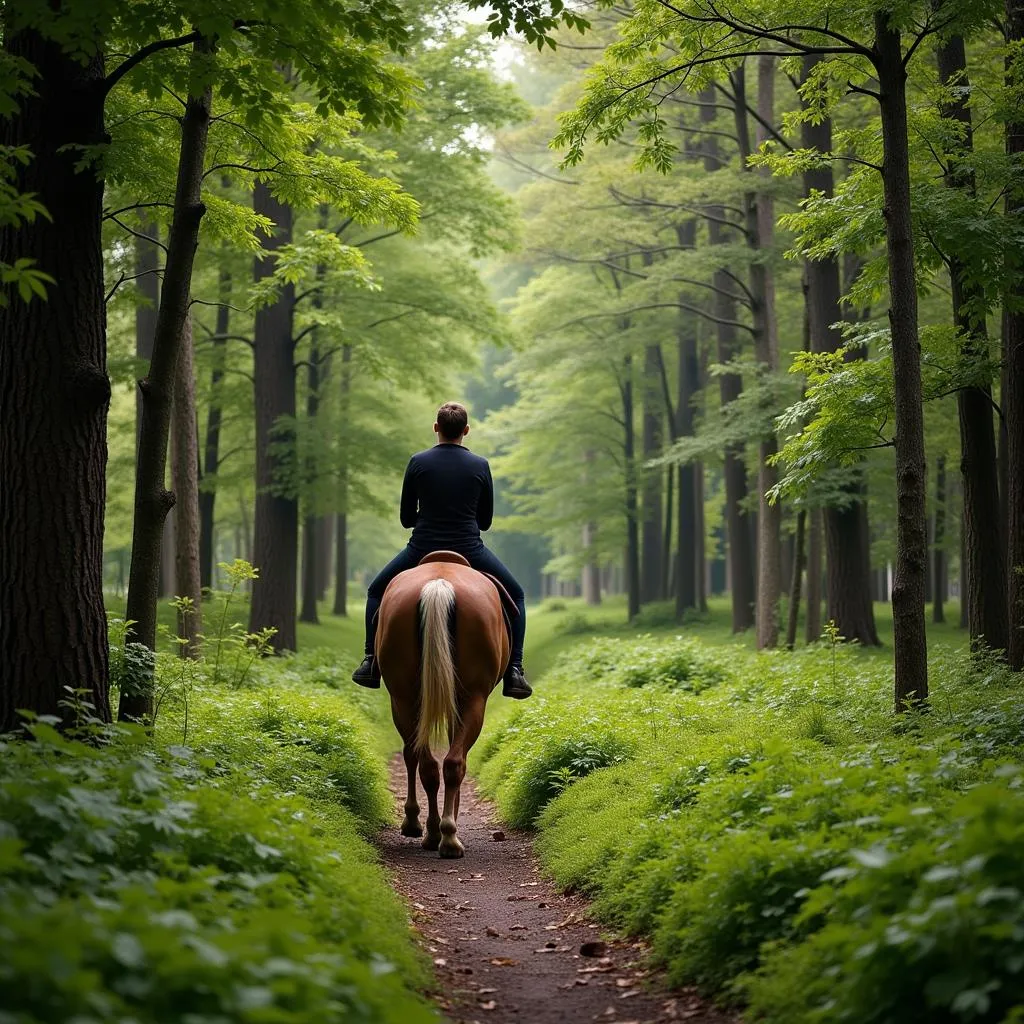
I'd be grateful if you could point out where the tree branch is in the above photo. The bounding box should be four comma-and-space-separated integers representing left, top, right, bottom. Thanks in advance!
103, 31, 203, 96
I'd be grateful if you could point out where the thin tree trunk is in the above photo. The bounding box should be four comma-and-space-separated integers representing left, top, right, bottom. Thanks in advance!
787, 509, 807, 650
299, 340, 321, 625
172, 316, 202, 656
199, 261, 230, 590
696, 462, 708, 612
249, 183, 299, 651
333, 343, 352, 616
874, 16, 929, 706
121, 38, 214, 722
801, 54, 880, 648
582, 522, 602, 605
701, 88, 755, 631
937, 33, 1008, 652
623, 354, 641, 621
641, 343, 664, 602
136, 225, 160, 449
933, 455, 947, 624
1005, 0, 1024, 669
316, 514, 332, 601
0, 34, 110, 730
806, 509, 823, 643
662, 466, 674, 599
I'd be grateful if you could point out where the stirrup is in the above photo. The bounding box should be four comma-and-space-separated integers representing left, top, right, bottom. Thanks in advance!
352, 655, 381, 689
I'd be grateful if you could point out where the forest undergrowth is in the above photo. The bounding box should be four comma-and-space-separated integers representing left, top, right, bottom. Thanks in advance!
473, 600, 1024, 1024
0, 606, 432, 1024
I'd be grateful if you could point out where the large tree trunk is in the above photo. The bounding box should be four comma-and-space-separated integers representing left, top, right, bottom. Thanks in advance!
249, 184, 298, 651
875, 15, 930, 706
640, 343, 664, 602
801, 55, 881, 648
199, 263, 231, 590
332, 343, 352, 616
787, 509, 807, 649
172, 316, 202, 656
333, 513, 348, 615
937, 34, 1008, 652
701, 89, 755, 631
1005, 0, 1024, 669
933, 455, 947, 624
0, 34, 110, 731
120, 40, 213, 723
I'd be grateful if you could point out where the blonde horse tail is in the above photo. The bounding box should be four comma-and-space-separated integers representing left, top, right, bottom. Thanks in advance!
416, 578, 458, 753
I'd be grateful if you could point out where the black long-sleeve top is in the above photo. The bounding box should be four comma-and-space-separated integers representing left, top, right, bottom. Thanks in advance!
400, 443, 494, 553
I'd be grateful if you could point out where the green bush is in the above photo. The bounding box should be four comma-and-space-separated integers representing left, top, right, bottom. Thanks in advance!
0, 672, 431, 1023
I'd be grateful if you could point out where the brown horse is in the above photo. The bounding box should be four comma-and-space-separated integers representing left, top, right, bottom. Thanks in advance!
376, 551, 510, 858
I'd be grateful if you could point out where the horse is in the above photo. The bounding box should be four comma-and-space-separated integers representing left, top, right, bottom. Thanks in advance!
376, 551, 511, 858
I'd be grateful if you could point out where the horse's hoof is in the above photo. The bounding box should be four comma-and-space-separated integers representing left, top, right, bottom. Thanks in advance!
401, 820, 423, 838
422, 833, 441, 851
439, 836, 465, 859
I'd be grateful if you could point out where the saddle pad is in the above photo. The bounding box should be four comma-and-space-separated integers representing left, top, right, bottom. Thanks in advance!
418, 550, 471, 567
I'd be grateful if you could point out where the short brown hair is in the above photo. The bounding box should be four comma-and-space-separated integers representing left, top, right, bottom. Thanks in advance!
436, 401, 468, 440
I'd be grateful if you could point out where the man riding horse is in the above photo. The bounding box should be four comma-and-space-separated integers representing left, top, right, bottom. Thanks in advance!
352, 401, 532, 700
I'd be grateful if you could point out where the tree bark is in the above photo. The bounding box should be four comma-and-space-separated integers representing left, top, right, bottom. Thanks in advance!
582, 522, 602, 604
874, 16, 930, 706
806, 508, 823, 643
299, 341, 321, 625
316, 515, 333, 601
120, 38, 214, 723
249, 183, 298, 651
936, 33, 1008, 653
199, 262, 230, 590
333, 343, 352, 616
933, 455, 947, 624
136, 224, 160, 450
675, 226, 699, 617
801, 55, 880, 648
623, 354, 641, 621
0, 33, 110, 731
172, 316, 202, 656
733, 59, 782, 648
701, 88, 755, 631
1005, 0, 1024, 669
787, 509, 807, 650
641, 343, 664, 602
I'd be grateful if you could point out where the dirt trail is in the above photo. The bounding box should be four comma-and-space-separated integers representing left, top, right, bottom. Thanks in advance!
379, 758, 736, 1024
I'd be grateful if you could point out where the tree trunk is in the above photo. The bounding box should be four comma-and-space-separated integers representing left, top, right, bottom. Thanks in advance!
662, 466, 674, 598
172, 316, 202, 656
874, 16, 929, 706
333, 343, 352, 616
333, 513, 349, 616
806, 508, 823, 643
701, 88, 755, 632
582, 523, 602, 605
199, 262, 231, 590
937, 33, 1008, 653
316, 515, 333, 601
299, 341, 321, 625
933, 455, 947, 624
136, 225, 160, 450
1005, 0, 1024, 669
0, 34, 110, 731
733, 60, 782, 648
120, 38, 213, 723
249, 183, 298, 651
641, 343, 664, 602
623, 354, 641, 621
787, 509, 807, 650
696, 462, 708, 611
801, 54, 880, 647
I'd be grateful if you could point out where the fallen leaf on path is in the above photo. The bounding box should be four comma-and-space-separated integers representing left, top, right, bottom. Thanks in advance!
489, 957, 519, 967
480, 1001, 497, 1011
509, 924, 528, 931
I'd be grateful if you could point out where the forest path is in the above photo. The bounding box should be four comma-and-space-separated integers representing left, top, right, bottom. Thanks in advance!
379, 757, 735, 1024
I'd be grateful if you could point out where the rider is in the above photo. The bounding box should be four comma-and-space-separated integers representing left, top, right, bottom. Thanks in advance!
351, 401, 532, 699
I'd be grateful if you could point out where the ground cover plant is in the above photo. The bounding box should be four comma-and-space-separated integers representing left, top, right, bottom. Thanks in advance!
0, 610, 433, 1024
474, 600, 1024, 1024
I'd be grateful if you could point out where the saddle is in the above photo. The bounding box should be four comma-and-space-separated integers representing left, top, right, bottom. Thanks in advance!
418, 551, 518, 647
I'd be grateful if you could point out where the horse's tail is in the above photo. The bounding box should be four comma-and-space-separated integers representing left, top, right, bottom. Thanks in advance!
416, 578, 459, 753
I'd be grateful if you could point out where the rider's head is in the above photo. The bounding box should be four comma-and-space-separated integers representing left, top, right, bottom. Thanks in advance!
434, 401, 469, 444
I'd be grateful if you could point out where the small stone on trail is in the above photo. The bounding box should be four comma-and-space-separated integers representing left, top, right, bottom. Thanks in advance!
580, 940, 609, 958
491, 830, 506, 842
486, 926, 500, 937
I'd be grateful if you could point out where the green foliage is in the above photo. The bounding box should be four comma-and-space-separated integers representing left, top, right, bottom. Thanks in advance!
475, 625, 1024, 1021
0, 654, 428, 1023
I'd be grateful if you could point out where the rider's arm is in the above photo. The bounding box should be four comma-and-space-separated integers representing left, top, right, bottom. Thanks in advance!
477, 461, 494, 532
399, 459, 418, 528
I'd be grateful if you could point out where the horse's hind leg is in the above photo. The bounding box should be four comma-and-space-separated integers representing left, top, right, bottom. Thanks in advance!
419, 752, 442, 850
390, 699, 422, 838
439, 693, 487, 859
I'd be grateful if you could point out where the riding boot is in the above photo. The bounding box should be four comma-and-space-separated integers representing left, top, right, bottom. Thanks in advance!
352, 655, 381, 688
502, 664, 532, 699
